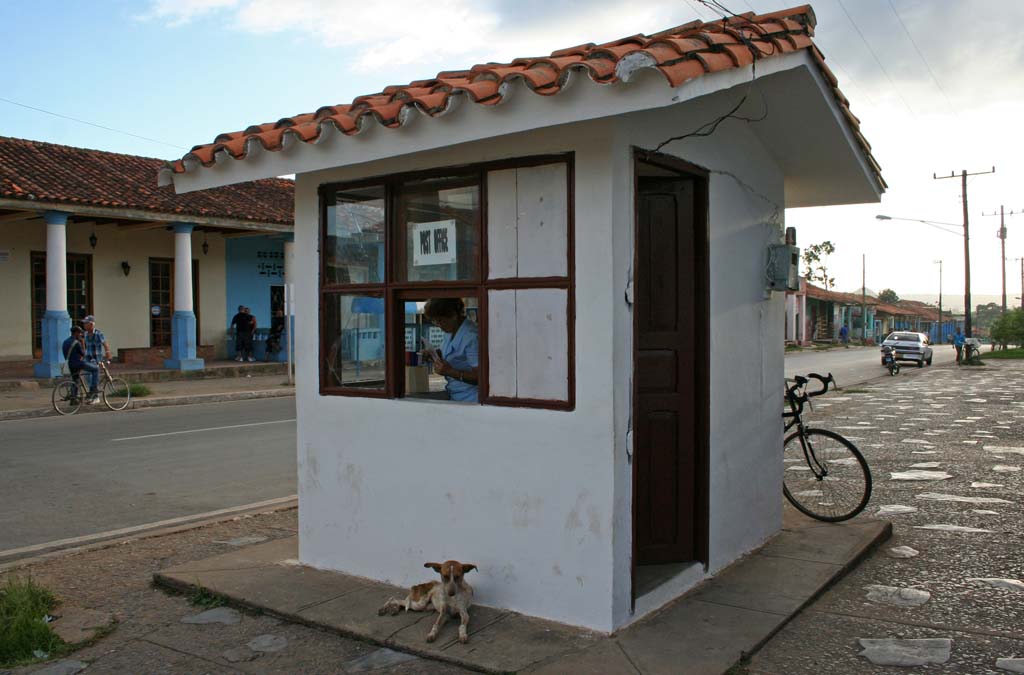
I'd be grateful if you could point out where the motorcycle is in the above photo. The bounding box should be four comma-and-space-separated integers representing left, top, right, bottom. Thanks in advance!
882, 346, 900, 375
881, 345, 900, 375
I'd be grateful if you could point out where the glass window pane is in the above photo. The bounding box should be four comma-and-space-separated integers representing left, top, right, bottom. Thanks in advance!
398, 176, 480, 282
326, 186, 385, 285
402, 296, 479, 402
324, 293, 387, 390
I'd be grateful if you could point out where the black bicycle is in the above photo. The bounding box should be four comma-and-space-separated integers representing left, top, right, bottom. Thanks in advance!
783, 373, 872, 522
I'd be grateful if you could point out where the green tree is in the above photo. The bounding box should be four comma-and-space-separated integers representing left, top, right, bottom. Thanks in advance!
990, 307, 1024, 348
802, 241, 836, 290
878, 288, 899, 303
974, 302, 1003, 334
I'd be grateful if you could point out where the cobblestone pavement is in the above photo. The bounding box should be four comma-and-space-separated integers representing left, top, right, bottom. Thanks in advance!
1, 510, 471, 675
746, 360, 1024, 674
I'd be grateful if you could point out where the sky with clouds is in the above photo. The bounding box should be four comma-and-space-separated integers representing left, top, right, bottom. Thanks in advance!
3, 0, 1023, 306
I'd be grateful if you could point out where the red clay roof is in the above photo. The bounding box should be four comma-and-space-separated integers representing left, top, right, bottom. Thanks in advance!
805, 283, 940, 319
167, 5, 883, 191
1, 136, 292, 226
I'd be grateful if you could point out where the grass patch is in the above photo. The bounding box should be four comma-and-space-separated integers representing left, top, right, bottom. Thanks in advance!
188, 584, 224, 610
107, 383, 150, 398
784, 344, 803, 352
981, 347, 1024, 360
0, 577, 65, 667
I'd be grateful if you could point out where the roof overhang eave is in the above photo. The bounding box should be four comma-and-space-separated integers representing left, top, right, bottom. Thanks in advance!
166, 50, 882, 202
0, 197, 292, 232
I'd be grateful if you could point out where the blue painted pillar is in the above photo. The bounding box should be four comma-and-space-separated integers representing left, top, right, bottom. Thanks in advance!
164, 223, 204, 371
34, 211, 72, 378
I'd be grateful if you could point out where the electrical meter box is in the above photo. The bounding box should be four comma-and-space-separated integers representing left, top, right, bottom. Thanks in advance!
767, 244, 800, 292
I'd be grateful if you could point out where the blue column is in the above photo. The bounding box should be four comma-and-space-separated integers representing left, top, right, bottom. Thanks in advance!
34, 211, 72, 378
164, 223, 205, 371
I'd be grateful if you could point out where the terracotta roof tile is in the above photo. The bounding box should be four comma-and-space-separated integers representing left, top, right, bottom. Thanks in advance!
0, 136, 292, 225
167, 4, 883, 192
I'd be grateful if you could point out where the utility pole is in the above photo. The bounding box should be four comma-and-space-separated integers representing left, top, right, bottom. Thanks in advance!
982, 206, 1020, 314
861, 254, 867, 343
1017, 257, 1024, 309
934, 167, 995, 337
934, 259, 942, 342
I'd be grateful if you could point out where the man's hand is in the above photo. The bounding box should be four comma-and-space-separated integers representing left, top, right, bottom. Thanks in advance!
433, 357, 456, 378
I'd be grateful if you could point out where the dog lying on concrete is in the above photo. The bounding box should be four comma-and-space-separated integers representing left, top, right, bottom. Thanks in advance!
378, 560, 477, 643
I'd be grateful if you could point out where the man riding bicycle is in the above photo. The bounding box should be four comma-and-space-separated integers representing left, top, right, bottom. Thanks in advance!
82, 315, 112, 403
61, 325, 87, 400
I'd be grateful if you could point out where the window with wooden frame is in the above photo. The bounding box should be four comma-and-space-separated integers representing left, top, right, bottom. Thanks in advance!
319, 154, 574, 410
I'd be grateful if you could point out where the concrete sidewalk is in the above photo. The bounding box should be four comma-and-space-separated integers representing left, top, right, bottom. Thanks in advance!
154, 509, 890, 675
0, 372, 293, 420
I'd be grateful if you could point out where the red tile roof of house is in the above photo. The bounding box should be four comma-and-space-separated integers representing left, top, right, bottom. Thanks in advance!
1, 136, 292, 226
806, 283, 940, 319
166, 4, 883, 191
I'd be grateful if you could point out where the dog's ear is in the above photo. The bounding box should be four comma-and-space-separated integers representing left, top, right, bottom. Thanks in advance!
423, 562, 442, 573
462, 564, 477, 574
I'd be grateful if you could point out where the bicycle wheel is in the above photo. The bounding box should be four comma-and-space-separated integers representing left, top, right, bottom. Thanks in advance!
783, 428, 872, 522
102, 378, 132, 411
52, 380, 82, 415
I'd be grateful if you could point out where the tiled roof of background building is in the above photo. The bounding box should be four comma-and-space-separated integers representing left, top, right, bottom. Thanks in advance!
1, 136, 292, 225
166, 4, 883, 192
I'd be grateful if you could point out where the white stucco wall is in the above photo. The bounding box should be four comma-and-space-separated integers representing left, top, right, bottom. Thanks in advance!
0, 220, 227, 358
609, 85, 787, 626
294, 120, 622, 630
294, 77, 788, 631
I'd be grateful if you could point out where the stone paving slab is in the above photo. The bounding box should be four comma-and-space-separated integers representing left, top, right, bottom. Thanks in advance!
155, 513, 890, 674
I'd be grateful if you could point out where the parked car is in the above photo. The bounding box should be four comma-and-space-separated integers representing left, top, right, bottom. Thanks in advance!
881, 332, 933, 367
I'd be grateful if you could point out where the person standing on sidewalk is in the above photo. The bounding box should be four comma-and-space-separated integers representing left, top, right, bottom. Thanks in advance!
953, 327, 965, 365
242, 307, 257, 362
82, 315, 111, 403
230, 305, 248, 362
839, 324, 849, 347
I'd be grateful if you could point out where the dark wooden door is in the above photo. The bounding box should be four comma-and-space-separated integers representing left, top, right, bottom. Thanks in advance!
635, 176, 698, 565
149, 259, 200, 347
31, 252, 93, 356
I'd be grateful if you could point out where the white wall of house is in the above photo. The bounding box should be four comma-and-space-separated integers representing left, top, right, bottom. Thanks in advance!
292, 81, 787, 631
294, 119, 622, 631
609, 95, 786, 626
0, 220, 227, 359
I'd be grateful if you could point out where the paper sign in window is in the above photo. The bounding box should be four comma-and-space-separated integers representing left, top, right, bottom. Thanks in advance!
412, 220, 457, 267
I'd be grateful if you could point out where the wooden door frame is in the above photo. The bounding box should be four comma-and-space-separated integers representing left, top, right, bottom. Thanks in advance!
630, 148, 711, 607
30, 251, 94, 356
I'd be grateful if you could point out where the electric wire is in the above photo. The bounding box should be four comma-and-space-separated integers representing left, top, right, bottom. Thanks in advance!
833, 0, 917, 120
0, 96, 187, 151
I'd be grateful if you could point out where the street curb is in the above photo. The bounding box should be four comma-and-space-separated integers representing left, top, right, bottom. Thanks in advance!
737, 519, 893, 666
0, 499, 298, 574
0, 388, 295, 421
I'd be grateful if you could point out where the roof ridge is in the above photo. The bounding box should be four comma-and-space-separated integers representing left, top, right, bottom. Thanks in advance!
0, 135, 172, 164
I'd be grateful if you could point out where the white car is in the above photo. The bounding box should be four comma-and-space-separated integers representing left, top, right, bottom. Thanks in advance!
881, 331, 933, 367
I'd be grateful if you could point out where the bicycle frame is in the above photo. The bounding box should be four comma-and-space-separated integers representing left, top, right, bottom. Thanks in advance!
783, 383, 828, 478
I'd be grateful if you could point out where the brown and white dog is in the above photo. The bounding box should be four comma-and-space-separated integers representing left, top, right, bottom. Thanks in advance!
378, 560, 477, 643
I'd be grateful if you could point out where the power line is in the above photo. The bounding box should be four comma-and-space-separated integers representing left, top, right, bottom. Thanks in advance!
834, 0, 917, 120
0, 96, 187, 151
885, 0, 960, 119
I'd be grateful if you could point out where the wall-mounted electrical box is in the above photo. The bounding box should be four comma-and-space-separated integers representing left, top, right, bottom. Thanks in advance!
766, 227, 800, 292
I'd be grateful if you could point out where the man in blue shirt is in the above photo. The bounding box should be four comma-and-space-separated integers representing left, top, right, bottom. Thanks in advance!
82, 315, 111, 401
953, 327, 965, 365
61, 325, 93, 400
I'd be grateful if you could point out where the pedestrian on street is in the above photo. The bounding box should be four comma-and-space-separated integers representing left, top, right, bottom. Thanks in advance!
243, 307, 257, 362
230, 305, 250, 362
61, 325, 88, 400
839, 324, 849, 347
953, 327, 965, 365
82, 315, 111, 403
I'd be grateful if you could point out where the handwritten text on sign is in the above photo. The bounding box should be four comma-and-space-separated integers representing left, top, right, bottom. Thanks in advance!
412, 220, 457, 267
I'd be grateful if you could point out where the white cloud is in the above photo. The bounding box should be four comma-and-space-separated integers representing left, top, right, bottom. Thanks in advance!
140, 0, 240, 26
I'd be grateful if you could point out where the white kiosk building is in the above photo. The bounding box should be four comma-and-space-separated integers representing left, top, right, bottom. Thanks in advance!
163, 5, 884, 631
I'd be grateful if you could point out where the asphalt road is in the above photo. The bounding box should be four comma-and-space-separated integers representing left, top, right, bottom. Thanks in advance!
0, 397, 296, 557
785, 343, 959, 387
